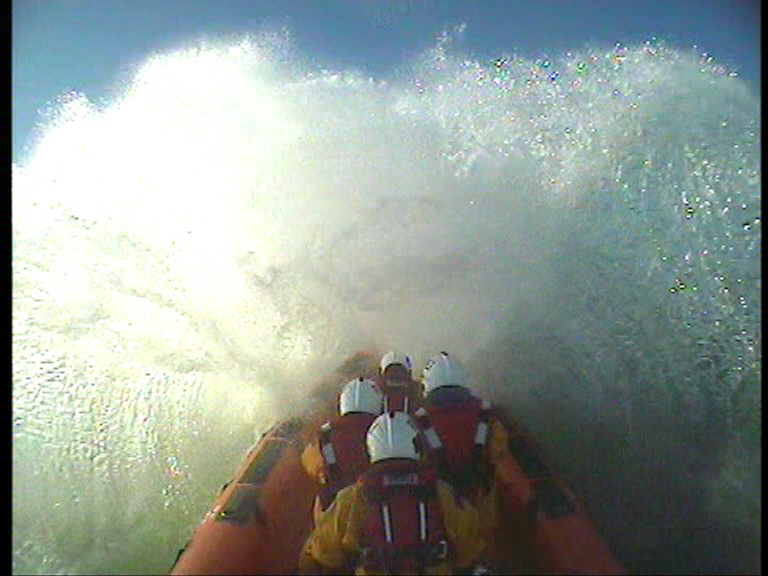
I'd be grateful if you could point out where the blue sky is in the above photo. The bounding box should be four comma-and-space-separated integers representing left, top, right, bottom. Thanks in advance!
12, 0, 760, 164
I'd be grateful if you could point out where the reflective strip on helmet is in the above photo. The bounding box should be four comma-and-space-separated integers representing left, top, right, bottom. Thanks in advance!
404, 397, 409, 412
381, 503, 393, 543
321, 442, 337, 465
424, 427, 443, 450
474, 421, 488, 447
419, 500, 427, 541
355, 381, 361, 408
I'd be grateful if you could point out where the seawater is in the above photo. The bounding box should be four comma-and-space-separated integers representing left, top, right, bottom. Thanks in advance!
12, 30, 760, 574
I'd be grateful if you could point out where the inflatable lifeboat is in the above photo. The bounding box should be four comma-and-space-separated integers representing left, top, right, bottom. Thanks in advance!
170, 352, 625, 575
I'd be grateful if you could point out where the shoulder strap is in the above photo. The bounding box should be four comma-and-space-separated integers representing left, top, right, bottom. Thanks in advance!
318, 421, 337, 466
474, 399, 492, 449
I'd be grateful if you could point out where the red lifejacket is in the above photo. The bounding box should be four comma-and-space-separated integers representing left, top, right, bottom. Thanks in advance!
358, 460, 448, 574
376, 377, 418, 413
317, 412, 377, 510
414, 395, 493, 499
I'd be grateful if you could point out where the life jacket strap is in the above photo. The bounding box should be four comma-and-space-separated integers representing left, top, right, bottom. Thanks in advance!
318, 422, 337, 467
317, 422, 339, 509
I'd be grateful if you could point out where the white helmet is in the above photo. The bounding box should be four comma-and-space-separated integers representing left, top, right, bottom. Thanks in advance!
421, 352, 463, 396
339, 377, 383, 416
380, 351, 412, 378
366, 412, 421, 462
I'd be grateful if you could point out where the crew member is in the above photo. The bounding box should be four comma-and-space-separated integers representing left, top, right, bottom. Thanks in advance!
415, 352, 534, 568
302, 377, 383, 522
298, 411, 487, 575
377, 350, 422, 413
